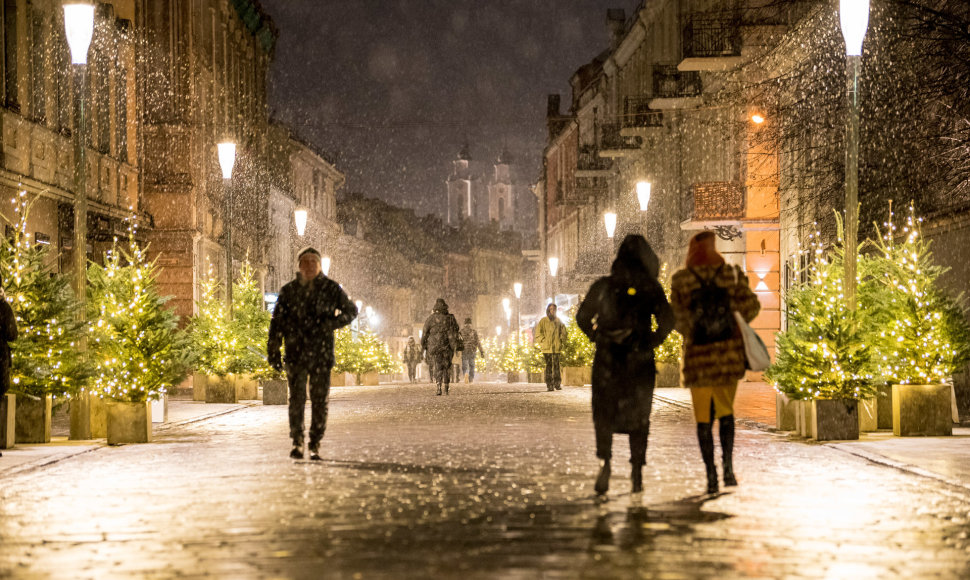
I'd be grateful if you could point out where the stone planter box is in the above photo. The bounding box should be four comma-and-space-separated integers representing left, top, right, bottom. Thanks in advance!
262, 380, 288, 405
151, 395, 168, 423
106, 401, 152, 445
1, 393, 14, 449
892, 384, 953, 437
656, 363, 680, 388
858, 397, 877, 432
192, 372, 208, 402
794, 400, 813, 437
811, 399, 859, 441
876, 384, 893, 430
506, 371, 520, 383
205, 375, 237, 404
70, 392, 107, 440
331, 372, 351, 387
357, 371, 380, 386
562, 366, 592, 387
15, 394, 52, 444
775, 392, 797, 431
235, 374, 259, 400
527, 371, 544, 384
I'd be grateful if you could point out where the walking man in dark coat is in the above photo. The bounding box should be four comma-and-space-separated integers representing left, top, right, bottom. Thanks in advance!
0, 276, 17, 458
421, 298, 460, 396
268, 247, 357, 460
459, 318, 485, 383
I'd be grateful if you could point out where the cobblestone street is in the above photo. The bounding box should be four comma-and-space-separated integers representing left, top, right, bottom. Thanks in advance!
2, 382, 970, 579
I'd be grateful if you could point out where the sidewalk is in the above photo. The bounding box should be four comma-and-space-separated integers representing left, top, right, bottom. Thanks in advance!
0, 398, 256, 476
656, 381, 970, 492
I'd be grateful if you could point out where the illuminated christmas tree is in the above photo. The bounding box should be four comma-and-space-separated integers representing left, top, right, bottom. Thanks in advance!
561, 308, 595, 367
230, 258, 272, 377
0, 191, 90, 398
765, 220, 879, 400
500, 331, 528, 372
654, 264, 683, 365
868, 204, 970, 384
333, 327, 397, 382
87, 225, 191, 402
187, 265, 234, 377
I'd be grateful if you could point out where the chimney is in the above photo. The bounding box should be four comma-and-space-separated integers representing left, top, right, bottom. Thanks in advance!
607, 9, 626, 51
546, 94, 562, 136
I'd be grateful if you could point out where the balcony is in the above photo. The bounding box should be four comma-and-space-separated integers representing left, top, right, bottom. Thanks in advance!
650, 66, 703, 109
680, 15, 744, 71
555, 177, 607, 206
681, 181, 744, 233
620, 97, 663, 139
598, 123, 640, 158
575, 146, 612, 178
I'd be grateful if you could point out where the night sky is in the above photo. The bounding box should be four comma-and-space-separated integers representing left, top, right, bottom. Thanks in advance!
260, 0, 641, 217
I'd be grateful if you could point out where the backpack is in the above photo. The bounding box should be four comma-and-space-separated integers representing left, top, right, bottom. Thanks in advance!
687, 265, 736, 345
596, 279, 640, 345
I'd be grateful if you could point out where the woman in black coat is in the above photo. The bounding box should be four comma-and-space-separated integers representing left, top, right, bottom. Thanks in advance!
576, 235, 674, 496
0, 276, 18, 458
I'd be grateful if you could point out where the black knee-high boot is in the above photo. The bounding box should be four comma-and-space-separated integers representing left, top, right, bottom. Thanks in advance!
697, 422, 717, 494
719, 414, 736, 486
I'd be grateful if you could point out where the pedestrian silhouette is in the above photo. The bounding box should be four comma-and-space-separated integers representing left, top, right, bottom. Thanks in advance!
421, 299, 460, 396
0, 275, 17, 459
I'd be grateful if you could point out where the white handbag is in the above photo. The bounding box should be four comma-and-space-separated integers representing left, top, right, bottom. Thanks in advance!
734, 311, 771, 371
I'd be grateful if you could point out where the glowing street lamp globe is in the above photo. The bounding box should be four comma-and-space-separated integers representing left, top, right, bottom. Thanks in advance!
217, 141, 236, 179
839, 0, 870, 56
547, 257, 559, 277
321, 256, 331, 276
294, 208, 308, 236
63, 3, 95, 65
604, 212, 617, 238
636, 181, 651, 212
513, 282, 522, 299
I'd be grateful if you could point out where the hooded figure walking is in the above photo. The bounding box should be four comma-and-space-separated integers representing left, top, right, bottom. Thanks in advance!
669, 231, 760, 494
268, 247, 358, 460
402, 337, 422, 383
421, 298, 460, 396
577, 235, 674, 496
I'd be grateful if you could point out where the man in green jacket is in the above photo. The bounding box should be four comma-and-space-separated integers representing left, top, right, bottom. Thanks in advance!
534, 303, 568, 391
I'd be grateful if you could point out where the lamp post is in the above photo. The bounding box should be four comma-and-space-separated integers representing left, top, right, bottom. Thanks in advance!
839, 0, 870, 310
547, 256, 559, 306
63, 1, 94, 441
217, 141, 236, 310
64, 2, 94, 309
321, 255, 331, 277
636, 181, 651, 237
294, 208, 308, 237
502, 297, 512, 333
513, 281, 522, 334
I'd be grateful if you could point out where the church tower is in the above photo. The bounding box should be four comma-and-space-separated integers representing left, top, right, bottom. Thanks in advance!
446, 143, 485, 225
488, 148, 515, 230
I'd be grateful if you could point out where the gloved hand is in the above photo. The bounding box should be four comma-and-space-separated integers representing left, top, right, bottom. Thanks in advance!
268, 350, 283, 373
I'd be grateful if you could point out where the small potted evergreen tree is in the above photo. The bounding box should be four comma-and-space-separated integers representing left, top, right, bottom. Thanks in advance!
88, 231, 191, 444
187, 268, 236, 403
560, 311, 594, 386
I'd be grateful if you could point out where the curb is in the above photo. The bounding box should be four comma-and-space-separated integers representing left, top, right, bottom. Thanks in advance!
828, 443, 970, 494
2, 402, 256, 477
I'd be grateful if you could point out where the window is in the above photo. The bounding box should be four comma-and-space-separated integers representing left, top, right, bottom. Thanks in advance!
4, 0, 18, 109
498, 198, 505, 223
30, 7, 45, 122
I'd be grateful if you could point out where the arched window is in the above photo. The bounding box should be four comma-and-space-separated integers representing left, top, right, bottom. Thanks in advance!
498, 198, 505, 223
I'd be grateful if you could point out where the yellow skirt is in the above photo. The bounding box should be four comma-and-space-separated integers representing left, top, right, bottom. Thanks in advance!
689, 385, 738, 423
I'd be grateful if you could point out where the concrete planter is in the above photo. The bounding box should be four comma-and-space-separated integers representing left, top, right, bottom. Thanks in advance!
192, 372, 208, 401
876, 384, 893, 430
205, 375, 237, 404
15, 394, 52, 443
106, 401, 152, 445
331, 372, 351, 387
858, 397, 878, 432
235, 374, 259, 400
562, 366, 591, 387
0, 393, 14, 449
261, 379, 288, 405
357, 371, 380, 386
506, 371, 520, 383
656, 363, 680, 388
775, 392, 797, 431
527, 371, 544, 384
892, 384, 953, 437
811, 399, 860, 441
69, 392, 107, 440
151, 395, 168, 423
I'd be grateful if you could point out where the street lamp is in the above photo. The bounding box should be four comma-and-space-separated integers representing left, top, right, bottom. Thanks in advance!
839, 0, 870, 310
217, 141, 236, 309
63, 1, 94, 441
64, 2, 94, 305
321, 255, 331, 276
502, 297, 512, 331
636, 181, 651, 212
512, 281, 522, 334
604, 211, 617, 239
294, 208, 308, 236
